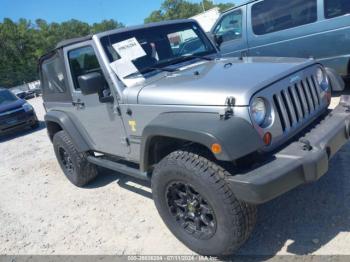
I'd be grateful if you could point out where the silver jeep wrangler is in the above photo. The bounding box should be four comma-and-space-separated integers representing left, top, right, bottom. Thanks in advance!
39, 20, 350, 255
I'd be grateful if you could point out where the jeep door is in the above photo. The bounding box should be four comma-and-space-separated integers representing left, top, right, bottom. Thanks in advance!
63, 41, 129, 156
211, 6, 248, 57
246, 0, 350, 77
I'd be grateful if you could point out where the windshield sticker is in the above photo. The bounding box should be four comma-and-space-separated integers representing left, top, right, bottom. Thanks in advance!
110, 58, 145, 87
110, 58, 138, 78
112, 37, 146, 60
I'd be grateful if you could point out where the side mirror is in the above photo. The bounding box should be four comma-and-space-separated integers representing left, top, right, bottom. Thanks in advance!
78, 72, 104, 95
214, 34, 224, 48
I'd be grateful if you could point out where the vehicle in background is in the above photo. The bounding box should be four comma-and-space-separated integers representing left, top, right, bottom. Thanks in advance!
12, 89, 27, 99
0, 88, 39, 136
24, 89, 36, 99
191, 7, 221, 32
210, 0, 350, 83
32, 85, 42, 97
12, 88, 36, 100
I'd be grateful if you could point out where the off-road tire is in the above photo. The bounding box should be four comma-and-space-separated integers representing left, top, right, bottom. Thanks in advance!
53, 130, 98, 187
152, 151, 257, 256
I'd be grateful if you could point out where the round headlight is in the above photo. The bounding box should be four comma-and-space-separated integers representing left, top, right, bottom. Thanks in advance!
251, 98, 267, 126
316, 68, 330, 91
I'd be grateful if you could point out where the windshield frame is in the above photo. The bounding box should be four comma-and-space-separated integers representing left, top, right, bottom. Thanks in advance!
99, 21, 218, 80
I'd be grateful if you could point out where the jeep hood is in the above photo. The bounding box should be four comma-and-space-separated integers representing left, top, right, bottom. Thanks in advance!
137, 57, 315, 106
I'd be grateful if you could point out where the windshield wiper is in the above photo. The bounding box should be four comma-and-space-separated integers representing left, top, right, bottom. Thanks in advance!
124, 66, 177, 79
181, 54, 215, 61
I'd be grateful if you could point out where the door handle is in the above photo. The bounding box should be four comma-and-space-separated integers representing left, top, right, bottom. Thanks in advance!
72, 100, 85, 108
240, 51, 248, 59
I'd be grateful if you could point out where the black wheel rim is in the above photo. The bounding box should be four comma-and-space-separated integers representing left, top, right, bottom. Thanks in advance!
58, 147, 74, 175
166, 182, 217, 240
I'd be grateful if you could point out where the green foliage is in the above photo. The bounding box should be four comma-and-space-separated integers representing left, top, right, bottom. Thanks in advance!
0, 18, 124, 87
144, 0, 234, 23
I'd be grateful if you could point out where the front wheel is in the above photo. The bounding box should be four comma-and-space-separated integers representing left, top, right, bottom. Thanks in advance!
53, 130, 98, 187
152, 151, 257, 256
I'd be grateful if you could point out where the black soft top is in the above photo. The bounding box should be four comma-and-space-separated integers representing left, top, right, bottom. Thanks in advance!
55, 35, 93, 49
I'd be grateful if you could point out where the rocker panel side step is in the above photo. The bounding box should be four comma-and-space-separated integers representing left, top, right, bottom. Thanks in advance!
87, 156, 149, 181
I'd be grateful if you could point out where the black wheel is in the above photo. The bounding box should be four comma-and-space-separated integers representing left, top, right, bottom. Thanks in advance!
31, 121, 40, 129
152, 151, 257, 256
53, 130, 98, 187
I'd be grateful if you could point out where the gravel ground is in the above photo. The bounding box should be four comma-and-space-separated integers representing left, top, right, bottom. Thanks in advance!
0, 94, 350, 256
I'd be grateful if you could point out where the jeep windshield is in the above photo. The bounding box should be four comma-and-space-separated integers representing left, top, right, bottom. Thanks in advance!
100, 22, 216, 79
0, 90, 18, 105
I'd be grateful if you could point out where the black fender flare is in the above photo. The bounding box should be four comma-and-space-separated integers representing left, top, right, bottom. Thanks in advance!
325, 67, 345, 92
140, 112, 264, 172
44, 110, 90, 152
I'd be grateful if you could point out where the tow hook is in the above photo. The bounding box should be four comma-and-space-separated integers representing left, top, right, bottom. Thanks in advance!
299, 138, 313, 151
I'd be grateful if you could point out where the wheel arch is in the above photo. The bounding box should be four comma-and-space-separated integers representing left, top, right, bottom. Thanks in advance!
325, 67, 345, 92
140, 112, 263, 172
45, 111, 90, 152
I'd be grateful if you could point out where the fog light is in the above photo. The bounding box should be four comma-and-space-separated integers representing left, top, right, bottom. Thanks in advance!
263, 132, 272, 146
211, 143, 222, 154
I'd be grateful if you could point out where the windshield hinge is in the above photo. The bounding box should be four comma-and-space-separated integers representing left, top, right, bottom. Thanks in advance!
116, 106, 122, 116
219, 97, 235, 120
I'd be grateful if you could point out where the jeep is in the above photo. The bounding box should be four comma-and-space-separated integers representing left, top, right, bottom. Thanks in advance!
39, 20, 350, 255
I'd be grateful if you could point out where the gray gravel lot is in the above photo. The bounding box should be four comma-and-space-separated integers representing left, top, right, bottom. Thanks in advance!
0, 95, 350, 256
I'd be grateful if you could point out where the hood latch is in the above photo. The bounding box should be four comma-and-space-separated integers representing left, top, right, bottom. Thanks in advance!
219, 97, 235, 120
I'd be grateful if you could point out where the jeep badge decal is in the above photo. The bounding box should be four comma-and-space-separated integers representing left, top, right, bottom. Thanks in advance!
290, 75, 302, 84
128, 120, 137, 132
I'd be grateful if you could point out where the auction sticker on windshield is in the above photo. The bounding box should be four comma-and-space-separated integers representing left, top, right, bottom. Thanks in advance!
112, 37, 146, 60
110, 58, 138, 78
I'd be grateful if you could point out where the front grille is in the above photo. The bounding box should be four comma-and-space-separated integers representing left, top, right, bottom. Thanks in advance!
0, 108, 25, 119
0, 109, 27, 124
273, 75, 322, 132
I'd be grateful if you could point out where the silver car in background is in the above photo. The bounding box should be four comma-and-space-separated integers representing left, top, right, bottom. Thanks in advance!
210, 0, 350, 82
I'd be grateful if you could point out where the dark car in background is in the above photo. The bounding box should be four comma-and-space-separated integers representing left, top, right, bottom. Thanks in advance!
0, 88, 39, 136
12, 88, 36, 100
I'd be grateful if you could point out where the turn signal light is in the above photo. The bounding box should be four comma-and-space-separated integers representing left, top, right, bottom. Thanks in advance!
263, 132, 272, 146
211, 143, 222, 154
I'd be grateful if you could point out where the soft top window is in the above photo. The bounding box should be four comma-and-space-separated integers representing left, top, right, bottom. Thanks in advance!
41, 53, 66, 94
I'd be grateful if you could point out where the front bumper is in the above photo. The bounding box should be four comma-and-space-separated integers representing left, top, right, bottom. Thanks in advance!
227, 95, 350, 204
0, 110, 38, 135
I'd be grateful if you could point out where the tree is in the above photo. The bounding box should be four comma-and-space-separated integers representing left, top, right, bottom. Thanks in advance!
144, 0, 234, 23
91, 19, 124, 34
0, 18, 124, 87
144, 10, 165, 24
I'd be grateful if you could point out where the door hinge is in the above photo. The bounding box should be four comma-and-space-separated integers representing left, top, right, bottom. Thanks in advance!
116, 106, 122, 116
121, 137, 131, 146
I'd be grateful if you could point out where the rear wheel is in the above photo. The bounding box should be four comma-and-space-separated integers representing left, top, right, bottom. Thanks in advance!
152, 151, 257, 256
53, 130, 98, 187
